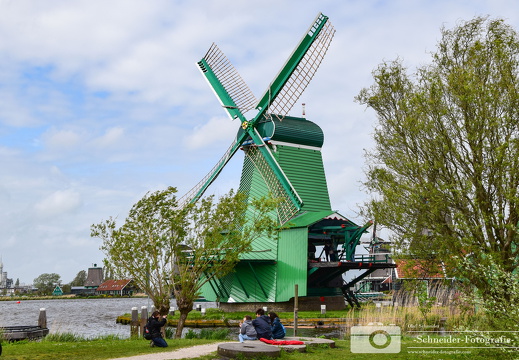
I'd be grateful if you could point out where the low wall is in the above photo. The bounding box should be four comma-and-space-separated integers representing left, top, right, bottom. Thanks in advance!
219, 295, 346, 312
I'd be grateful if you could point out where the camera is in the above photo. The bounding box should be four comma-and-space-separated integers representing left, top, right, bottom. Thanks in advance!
350, 325, 401, 353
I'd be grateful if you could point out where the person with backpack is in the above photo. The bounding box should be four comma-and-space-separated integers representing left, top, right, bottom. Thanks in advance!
269, 312, 286, 339
252, 308, 272, 340
147, 311, 168, 347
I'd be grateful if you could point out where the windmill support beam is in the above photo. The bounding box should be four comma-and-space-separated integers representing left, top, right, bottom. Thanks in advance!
217, 277, 230, 298
235, 274, 250, 299
247, 262, 269, 299
206, 277, 223, 300
343, 268, 378, 289
204, 271, 228, 300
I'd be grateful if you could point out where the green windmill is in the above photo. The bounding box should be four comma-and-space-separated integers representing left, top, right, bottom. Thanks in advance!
179, 13, 395, 310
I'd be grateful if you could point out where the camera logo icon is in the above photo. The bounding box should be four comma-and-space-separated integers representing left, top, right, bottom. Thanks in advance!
351, 325, 401, 353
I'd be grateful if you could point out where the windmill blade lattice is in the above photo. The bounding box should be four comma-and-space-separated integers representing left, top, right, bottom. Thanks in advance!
244, 144, 300, 225
201, 43, 257, 116
266, 13, 335, 118
176, 140, 239, 209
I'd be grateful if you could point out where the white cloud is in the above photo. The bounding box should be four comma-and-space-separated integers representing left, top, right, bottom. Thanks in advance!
93, 127, 125, 148
186, 116, 238, 150
43, 128, 82, 149
34, 189, 83, 219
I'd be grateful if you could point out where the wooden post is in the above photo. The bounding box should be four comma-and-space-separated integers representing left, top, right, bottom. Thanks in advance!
38, 308, 47, 329
130, 307, 139, 338
140, 306, 148, 338
294, 284, 298, 337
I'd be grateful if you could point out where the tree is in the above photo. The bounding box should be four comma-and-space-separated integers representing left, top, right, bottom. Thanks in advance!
33, 273, 61, 295
70, 270, 87, 287
91, 186, 279, 338
15, 278, 19, 287
356, 17, 519, 298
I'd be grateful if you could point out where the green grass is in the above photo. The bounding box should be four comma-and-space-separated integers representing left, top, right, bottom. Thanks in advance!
0, 337, 217, 360
1, 336, 515, 360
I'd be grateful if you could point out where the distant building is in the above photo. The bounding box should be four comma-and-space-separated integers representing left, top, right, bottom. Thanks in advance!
84, 264, 104, 290
52, 285, 63, 296
96, 279, 135, 296
0, 256, 13, 291
70, 286, 88, 295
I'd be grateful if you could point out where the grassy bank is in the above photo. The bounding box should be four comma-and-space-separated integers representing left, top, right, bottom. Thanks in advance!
119, 304, 489, 334
0, 336, 513, 360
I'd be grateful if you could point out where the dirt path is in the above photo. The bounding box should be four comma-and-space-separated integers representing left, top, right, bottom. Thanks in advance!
111, 342, 230, 360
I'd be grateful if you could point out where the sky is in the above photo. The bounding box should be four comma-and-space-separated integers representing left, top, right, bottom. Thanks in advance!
1, 0, 518, 285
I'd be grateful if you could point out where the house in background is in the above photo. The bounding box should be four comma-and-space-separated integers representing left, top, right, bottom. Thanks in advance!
52, 285, 63, 296
393, 258, 457, 306
96, 279, 135, 296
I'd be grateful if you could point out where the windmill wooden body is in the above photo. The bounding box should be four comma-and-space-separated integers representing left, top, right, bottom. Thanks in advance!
180, 13, 395, 309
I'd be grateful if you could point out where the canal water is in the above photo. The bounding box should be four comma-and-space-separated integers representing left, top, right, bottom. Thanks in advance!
0, 297, 212, 338
0, 298, 340, 339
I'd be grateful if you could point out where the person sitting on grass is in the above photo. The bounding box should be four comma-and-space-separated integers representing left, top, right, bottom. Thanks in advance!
252, 308, 273, 340
148, 311, 168, 347
269, 312, 286, 339
238, 315, 258, 342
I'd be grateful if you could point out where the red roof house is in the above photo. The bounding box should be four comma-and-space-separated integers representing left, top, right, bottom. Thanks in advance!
394, 259, 451, 280
96, 279, 134, 296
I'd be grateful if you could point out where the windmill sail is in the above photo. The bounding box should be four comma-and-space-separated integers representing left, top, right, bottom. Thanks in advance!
197, 44, 257, 120
189, 43, 306, 214
256, 13, 335, 119
176, 140, 241, 208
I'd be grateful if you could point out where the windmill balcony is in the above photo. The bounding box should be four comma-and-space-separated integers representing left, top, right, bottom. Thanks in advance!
307, 253, 396, 289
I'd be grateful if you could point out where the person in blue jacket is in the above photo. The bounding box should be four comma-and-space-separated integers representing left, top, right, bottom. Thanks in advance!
269, 312, 286, 339
252, 308, 273, 340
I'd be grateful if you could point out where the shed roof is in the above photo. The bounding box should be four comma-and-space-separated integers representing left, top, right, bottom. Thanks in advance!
288, 211, 359, 228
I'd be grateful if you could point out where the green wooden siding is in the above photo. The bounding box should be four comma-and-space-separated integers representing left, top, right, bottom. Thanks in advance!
200, 261, 277, 302
231, 262, 277, 302
238, 154, 278, 261
276, 145, 331, 212
276, 228, 308, 301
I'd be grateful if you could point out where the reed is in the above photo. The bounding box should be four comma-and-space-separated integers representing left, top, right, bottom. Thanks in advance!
43, 332, 124, 342
339, 304, 492, 337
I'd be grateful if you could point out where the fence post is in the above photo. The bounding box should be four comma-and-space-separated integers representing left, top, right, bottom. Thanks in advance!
294, 284, 298, 337
321, 304, 326, 315
38, 308, 47, 329
130, 307, 139, 338
140, 306, 148, 338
